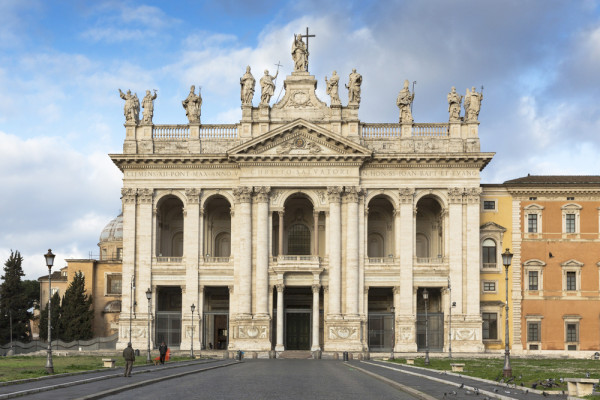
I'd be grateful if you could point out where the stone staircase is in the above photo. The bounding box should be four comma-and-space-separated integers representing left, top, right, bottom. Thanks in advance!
278, 350, 313, 359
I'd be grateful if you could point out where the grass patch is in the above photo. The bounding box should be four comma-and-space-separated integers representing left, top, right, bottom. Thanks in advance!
390, 357, 600, 392
0, 354, 198, 382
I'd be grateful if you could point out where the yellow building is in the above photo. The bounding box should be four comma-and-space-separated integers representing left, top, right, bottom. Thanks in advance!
479, 184, 513, 351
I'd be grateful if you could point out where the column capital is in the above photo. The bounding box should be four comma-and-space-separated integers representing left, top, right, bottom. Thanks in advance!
254, 186, 271, 203
276, 283, 285, 293
228, 285, 234, 294
185, 188, 201, 204
312, 284, 321, 293
137, 188, 153, 204
323, 285, 329, 293
233, 186, 252, 203
327, 186, 342, 202
313, 210, 320, 218
343, 186, 362, 203
465, 187, 482, 203
121, 187, 137, 204
398, 187, 415, 204
278, 210, 285, 217
448, 187, 464, 204
393, 286, 401, 295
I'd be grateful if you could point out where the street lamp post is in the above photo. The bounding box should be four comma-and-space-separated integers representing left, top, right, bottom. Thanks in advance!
146, 288, 152, 363
423, 288, 430, 366
190, 304, 196, 359
502, 248, 514, 378
44, 249, 55, 374
448, 278, 452, 359
129, 277, 135, 344
390, 306, 395, 360
7, 310, 13, 354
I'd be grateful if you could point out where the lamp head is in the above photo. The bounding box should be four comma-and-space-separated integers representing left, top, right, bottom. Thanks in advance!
422, 288, 429, 300
191, 303, 196, 313
146, 288, 152, 300
502, 248, 513, 268
44, 249, 55, 269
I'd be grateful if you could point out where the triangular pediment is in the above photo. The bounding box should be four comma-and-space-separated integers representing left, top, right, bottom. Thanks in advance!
228, 119, 371, 162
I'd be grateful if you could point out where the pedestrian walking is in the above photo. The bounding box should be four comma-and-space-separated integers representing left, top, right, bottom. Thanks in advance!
159, 341, 168, 365
123, 342, 135, 377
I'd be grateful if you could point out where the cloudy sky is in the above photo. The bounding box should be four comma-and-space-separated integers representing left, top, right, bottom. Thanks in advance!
1, 0, 599, 280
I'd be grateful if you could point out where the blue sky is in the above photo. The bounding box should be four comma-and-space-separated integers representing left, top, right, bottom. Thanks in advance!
1, 0, 599, 279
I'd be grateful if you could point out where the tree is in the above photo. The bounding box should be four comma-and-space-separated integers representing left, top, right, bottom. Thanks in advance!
39, 291, 61, 342
59, 271, 93, 341
0, 251, 31, 344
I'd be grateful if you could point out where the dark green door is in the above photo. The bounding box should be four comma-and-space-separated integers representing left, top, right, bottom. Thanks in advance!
286, 312, 311, 350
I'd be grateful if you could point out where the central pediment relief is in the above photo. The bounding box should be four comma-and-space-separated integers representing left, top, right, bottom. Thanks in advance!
228, 119, 371, 163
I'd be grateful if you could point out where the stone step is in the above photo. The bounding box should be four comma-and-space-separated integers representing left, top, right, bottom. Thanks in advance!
279, 350, 312, 359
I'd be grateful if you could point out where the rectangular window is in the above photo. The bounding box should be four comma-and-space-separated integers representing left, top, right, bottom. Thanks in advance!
483, 282, 496, 292
107, 274, 122, 295
566, 323, 578, 342
528, 271, 539, 290
527, 322, 540, 342
482, 247, 496, 265
567, 197, 574, 201
565, 214, 576, 233
116, 248, 123, 260
529, 197, 537, 200
566, 271, 576, 291
527, 214, 538, 233
482, 313, 498, 340
483, 201, 496, 210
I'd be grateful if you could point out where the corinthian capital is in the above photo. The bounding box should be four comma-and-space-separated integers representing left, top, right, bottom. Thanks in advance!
137, 188, 153, 204
185, 188, 201, 204
343, 186, 362, 203
448, 187, 464, 204
233, 186, 252, 203
327, 186, 342, 203
121, 187, 137, 204
254, 186, 271, 203
398, 187, 415, 204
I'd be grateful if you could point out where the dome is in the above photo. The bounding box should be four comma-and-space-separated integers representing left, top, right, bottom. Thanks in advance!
99, 213, 123, 242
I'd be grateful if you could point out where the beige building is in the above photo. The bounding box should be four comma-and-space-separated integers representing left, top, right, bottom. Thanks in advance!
111, 40, 492, 356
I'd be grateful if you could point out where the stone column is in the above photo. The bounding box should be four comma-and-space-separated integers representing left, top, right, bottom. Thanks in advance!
136, 189, 153, 346
311, 284, 321, 351
255, 187, 270, 317
344, 187, 360, 317
233, 187, 253, 317
198, 208, 205, 266
199, 286, 204, 349
394, 209, 401, 258
275, 284, 285, 351
327, 187, 342, 317
313, 211, 320, 256
118, 188, 137, 349
278, 211, 284, 257
448, 188, 464, 314
397, 188, 417, 352
183, 188, 201, 350
465, 188, 482, 316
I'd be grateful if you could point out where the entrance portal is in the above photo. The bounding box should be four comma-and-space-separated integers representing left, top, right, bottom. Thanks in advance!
203, 287, 230, 350
416, 287, 444, 351
285, 311, 311, 350
155, 286, 182, 349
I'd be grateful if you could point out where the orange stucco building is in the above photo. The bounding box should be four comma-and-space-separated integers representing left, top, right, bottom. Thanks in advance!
506, 175, 600, 354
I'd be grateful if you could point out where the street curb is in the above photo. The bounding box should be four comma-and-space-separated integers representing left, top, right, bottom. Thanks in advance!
73, 361, 240, 400
0, 359, 223, 399
347, 363, 437, 400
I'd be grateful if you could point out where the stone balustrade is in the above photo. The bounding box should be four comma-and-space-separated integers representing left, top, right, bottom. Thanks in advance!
199, 124, 238, 139
153, 125, 190, 139
411, 123, 449, 137
361, 123, 402, 138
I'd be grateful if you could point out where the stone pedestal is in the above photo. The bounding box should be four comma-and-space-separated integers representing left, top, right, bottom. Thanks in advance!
394, 316, 418, 352
229, 315, 272, 352
324, 318, 363, 352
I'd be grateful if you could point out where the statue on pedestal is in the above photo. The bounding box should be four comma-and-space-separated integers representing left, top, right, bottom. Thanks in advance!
240, 66, 255, 106
465, 86, 483, 122
325, 71, 341, 106
291, 33, 308, 72
346, 69, 362, 105
182, 85, 202, 123
141, 90, 157, 124
396, 79, 414, 123
119, 89, 140, 124
260, 69, 278, 105
447, 86, 462, 122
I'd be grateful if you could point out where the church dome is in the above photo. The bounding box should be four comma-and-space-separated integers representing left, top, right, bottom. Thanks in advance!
99, 213, 123, 242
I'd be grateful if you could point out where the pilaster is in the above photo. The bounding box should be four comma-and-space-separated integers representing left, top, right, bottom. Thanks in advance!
343, 186, 360, 317
397, 188, 417, 352
136, 188, 153, 349
255, 186, 271, 318
326, 186, 342, 318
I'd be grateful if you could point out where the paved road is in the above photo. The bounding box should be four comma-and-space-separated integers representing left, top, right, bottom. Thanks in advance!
0, 359, 571, 400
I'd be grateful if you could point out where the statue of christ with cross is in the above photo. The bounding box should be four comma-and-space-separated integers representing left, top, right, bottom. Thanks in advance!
291, 27, 315, 72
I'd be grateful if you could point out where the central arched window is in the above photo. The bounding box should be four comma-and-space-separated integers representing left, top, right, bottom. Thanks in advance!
482, 238, 496, 267
288, 223, 311, 255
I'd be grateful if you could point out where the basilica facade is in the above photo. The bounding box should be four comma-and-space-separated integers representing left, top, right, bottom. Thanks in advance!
112, 40, 493, 356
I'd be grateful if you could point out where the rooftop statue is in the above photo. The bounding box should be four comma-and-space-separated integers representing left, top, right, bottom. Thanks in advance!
260, 69, 278, 106
396, 79, 414, 123
119, 89, 140, 124
466, 86, 483, 122
182, 85, 202, 123
463, 87, 471, 121
346, 69, 362, 106
447, 86, 462, 122
291, 33, 308, 72
240, 66, 255, 106
141, 89, 157, 124
325, 71, 341, 106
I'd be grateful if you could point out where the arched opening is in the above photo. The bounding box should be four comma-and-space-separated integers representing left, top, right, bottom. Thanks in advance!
156, 195, 184, 258
415, 196, 444, 261
482, 238, 496, 268
204, 195, 232, 260
367, 196, 395, 259
274, 193, 316, 256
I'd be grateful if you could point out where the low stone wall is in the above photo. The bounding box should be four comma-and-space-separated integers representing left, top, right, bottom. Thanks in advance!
0, 333, 118, 356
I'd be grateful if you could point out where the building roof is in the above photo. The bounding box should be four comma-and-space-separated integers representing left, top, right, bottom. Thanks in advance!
38, 270, 67, 282
99, 213, 123, 242
504, 175, 600, 186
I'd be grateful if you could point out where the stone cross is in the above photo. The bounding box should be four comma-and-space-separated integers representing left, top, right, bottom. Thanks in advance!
301, 27, 316, 54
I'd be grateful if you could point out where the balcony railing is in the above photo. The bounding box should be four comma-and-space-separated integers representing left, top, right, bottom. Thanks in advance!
414, 257, 448, 264
153, 125, 189, 139
199, 124, 238, 139
362, 123, 402, 138
412, 123, 449, 137
367, 257, 396, 264
204, 256, 232, 263
482, 263, 497, 269
155, 256, 184, 263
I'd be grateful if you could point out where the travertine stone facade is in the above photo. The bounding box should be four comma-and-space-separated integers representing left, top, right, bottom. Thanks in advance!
111, 40, 493, 355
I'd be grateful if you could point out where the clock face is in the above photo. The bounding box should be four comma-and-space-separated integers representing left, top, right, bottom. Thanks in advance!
295, 138, 305, 147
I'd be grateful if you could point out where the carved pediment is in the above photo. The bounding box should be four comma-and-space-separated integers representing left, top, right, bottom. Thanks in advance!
228, 119, 371, 162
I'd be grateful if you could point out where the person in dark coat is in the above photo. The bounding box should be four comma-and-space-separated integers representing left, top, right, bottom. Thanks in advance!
123, 342, 135, 377
159, 341, 168, 365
